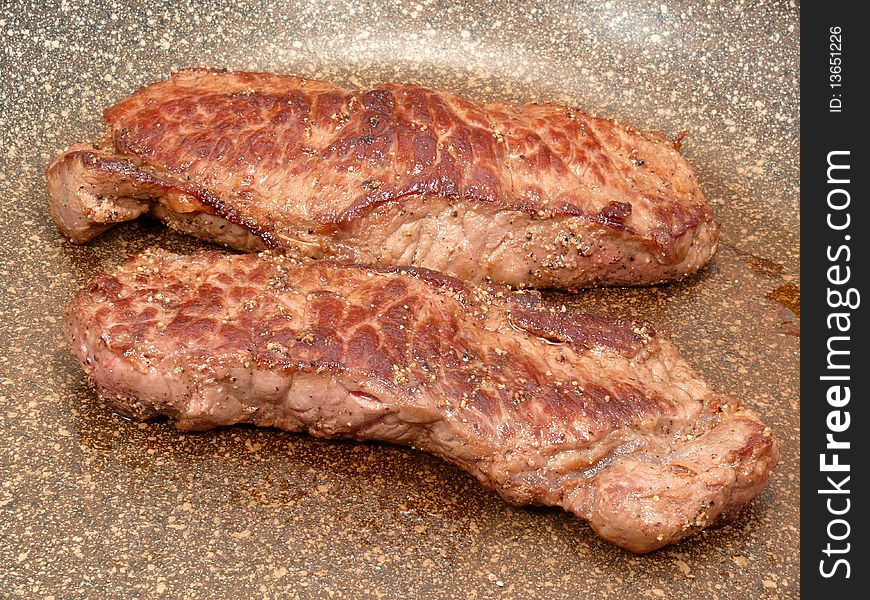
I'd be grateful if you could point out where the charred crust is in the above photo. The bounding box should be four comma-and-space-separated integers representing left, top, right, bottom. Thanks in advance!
593, 201, 632, 230
507, 305, 651, 356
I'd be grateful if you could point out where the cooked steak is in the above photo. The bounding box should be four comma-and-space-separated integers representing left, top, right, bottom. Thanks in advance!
63, 249, 776, 552
48, 69, 719, 289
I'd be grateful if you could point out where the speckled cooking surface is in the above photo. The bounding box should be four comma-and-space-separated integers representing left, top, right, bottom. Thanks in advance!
0, 1, 799, 598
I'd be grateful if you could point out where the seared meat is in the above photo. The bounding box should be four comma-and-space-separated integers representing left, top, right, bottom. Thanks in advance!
48, 69, 718, 289
63, 249, 776, 552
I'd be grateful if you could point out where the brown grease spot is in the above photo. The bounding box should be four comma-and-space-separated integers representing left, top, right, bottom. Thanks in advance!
767, 283, 800, 317
732, 246, 784, 278
745, 255, 784, 278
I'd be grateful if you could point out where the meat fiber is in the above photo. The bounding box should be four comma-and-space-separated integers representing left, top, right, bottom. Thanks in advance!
47, 69, 719, 289
63, 249, 776, 552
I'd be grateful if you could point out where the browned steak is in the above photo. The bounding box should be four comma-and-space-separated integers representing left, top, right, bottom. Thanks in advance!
48, 69, 719, 289
63, 249, 775, 552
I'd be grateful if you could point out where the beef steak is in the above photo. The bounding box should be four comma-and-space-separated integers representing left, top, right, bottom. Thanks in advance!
63, 249, 776, 552
48, 69, 719, 289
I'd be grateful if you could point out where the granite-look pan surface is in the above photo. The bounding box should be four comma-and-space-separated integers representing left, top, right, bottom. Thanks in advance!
0, 1, 799, 597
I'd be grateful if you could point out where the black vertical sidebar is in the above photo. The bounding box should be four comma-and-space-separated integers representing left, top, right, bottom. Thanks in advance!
801, 3, 869, 597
